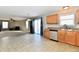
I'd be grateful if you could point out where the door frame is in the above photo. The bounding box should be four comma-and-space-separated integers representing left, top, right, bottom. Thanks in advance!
30, 17, 43, 36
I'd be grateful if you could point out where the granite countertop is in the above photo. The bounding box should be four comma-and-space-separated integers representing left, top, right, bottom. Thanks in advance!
48, 27, 79, 31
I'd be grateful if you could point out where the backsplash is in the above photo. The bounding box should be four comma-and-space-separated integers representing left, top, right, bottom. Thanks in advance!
47, 24, 59, 28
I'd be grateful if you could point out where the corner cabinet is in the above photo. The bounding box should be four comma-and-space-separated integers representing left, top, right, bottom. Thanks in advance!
46, 14, 58, 24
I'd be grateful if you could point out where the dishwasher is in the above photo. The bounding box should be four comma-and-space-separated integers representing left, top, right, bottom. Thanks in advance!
50, 30, 58, 41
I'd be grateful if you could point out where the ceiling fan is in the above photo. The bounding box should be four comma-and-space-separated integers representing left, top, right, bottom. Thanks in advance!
24, 13, 35, 21
10, 18, 15, 22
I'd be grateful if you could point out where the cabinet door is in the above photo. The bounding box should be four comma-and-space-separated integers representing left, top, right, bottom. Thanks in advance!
47, 14, 58, 24
58, 30, 65, 42
76, 10, 79, 24
44, 29, 50, 39
65, 31, 76, 45
76, 32, 79, 46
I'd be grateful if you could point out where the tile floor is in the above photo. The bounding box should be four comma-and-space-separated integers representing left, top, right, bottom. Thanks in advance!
0, 31, 79, 52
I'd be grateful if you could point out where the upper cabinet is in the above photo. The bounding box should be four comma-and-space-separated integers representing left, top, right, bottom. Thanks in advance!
46, 14, 58, 24
76, 10, 79, 24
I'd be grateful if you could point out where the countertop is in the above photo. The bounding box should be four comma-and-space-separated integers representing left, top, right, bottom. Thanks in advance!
48, 27, 79, 32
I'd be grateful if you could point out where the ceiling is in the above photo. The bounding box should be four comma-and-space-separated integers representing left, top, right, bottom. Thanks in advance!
0, 6, 60, 20
0, 6, 78, 20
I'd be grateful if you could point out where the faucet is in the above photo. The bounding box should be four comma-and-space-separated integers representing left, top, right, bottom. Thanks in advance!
63, 24, 67, 29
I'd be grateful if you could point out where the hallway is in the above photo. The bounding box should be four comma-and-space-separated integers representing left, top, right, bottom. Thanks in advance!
0, 31, 79, 52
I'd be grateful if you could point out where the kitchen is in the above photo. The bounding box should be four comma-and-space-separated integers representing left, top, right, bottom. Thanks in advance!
43, 6, 79, 46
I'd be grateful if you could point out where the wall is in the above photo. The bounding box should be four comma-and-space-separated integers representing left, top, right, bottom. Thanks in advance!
9, 20, 30, 32
43, 7, 79, 30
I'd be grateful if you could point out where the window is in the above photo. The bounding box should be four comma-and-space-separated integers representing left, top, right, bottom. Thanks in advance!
59, 14, 75, 26
26, 21, 29, 29
2, 22, 8, 29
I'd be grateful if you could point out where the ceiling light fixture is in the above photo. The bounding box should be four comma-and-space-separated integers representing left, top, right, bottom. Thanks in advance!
63, 6, 69, 9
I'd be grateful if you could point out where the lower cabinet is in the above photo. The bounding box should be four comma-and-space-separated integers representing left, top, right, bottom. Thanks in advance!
65, 31, 76, 45
58, 30, 66, 42
44, 28, 50, 39
58, 30, 76, 46
44, 29, 79, 46
76, 32, 79, 46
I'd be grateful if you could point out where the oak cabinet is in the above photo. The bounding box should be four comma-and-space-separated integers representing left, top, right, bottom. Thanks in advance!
46, 14, 58, 24
58, 30, 66, 42
76, 32, 79, 46
44, 28, 50, 39
76, 10, 79, 24
65, 31, 76, 45
58, 30, 76, 46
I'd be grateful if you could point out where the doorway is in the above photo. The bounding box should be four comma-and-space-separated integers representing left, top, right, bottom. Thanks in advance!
33, 18, 43, 35
29, 18, 43, 35
34, 19, 41, 35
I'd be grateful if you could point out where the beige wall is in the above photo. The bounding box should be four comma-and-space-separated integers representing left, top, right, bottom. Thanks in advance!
43, 7, 79, 30
9, 20, 29, 32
